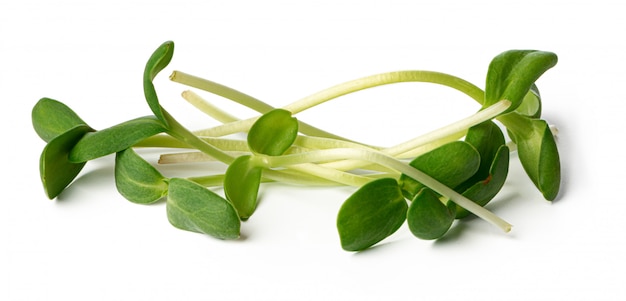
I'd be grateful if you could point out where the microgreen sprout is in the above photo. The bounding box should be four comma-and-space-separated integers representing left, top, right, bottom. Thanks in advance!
32, 41, 562, 251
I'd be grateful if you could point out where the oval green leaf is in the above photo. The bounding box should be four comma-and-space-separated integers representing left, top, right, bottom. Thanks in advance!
407, 188, 455, 240
337, 178, 407, 251
455, 121, 505, 193
484, 50, 557, 113
399, 141, 480, 200
512, 118, 561, 200
248, 109, 298, 156
455, 145, 509, 219
69, 116, 166, 163
224, 155, 263, 220
32, 98, 92, 143
143, 41, 174, 126
39, 125, 93, 199
167, 178, 240, 240
115, 148, 168, 204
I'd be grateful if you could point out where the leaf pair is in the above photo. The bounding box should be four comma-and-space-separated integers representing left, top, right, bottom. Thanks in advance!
338, 123, 509, 251
484, 50, 560, 200
115, 148, 240, 239
33, 98, 168, 199
224, 109, 298, 220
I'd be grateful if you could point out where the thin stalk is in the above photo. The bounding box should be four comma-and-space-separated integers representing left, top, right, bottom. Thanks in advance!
264, 148, 512, 233
174, 70, 485, 138
182, 90, 239, 124
171, 71, 349, 140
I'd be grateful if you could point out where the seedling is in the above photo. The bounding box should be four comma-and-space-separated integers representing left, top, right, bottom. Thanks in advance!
32, 41, 561, 251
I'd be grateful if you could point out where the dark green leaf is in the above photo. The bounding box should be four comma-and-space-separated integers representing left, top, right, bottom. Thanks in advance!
248, 109, 298, 156
69, 116, 166, 163
337, 178, 407, 251
484, 50, 557, 113
143, 41, 174, 126
115, 148, 168, 204
455, 145, 509, 219
455, 121, 505, 193
407, 188, 455, 240
32, 97, 92, 143
224, 155, 263, 220
400, 141, 480, 200
167, 178, 240, 240
510, 118, 561, 200
39, 125, 92, 199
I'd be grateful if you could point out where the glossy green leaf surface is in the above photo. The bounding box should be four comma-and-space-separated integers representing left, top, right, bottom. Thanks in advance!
32, 97, 92, 143
484, 50, 557, 113
224, 155, 263, 220
400, 141, 480, 200
511, 118, 561, 200
337, 178, 407, 251
39, 125, 92, 199
407, 188, 455, 240
455, 145, 509, 218
167, 178, 240, 240
69, 116, 166, 163
143, 41, 174, 126
248, 109, 298, 156
115, 148, 168, 204
456, 121, 505, 191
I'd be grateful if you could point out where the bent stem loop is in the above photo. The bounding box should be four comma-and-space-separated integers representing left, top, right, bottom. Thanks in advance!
264, 147, 512, 233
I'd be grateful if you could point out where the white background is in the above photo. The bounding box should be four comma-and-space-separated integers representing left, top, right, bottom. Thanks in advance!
1, 0, 624, 300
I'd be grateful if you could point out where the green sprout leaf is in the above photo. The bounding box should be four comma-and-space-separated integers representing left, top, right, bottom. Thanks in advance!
452, 121, 509, 218
167, 178, 240, 240
115, 148, 168, 204
69, 116, 166, 163
39, 125, 93, 199
144, 41, 175, 126
484, 50, 557, 113
515, 84, 542, 118
456, 145, 509, 218
224, 155, 264, 220
399, 141, 480, 200
508, 117, 561, 200
337, 178, 407, 251
32, 97, 92, 143
407, 188, 456, 240
248, 109, 298, 156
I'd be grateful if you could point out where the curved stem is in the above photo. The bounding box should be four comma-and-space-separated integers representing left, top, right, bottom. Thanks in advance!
283, 70, 485, 114
177, 70, 485, 137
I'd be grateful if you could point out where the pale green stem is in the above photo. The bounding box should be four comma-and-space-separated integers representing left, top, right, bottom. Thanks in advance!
262, 148, 512, 233
178, 70, 485, 137
171, 71, 349, 140
182, 90, 239, 124
319, 100, 511, 171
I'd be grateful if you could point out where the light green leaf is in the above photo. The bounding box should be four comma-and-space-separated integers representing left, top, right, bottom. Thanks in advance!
224, 155, 263, 220
337, 178, 407, 251
248, 109, 298, 156
167, 178, 240, 240
510, 118, 561, 200
115, 148, 168, 204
